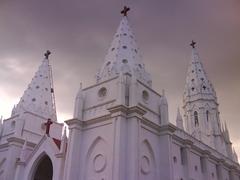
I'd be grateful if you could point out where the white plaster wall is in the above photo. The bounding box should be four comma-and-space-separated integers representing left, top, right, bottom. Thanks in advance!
172, 142, 185, 180
80, 121, 113, 180
140, 126, 160, 180
188, 151, 203, 180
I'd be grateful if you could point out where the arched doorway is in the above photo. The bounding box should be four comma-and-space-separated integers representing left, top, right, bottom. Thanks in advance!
32, 155, 53, 180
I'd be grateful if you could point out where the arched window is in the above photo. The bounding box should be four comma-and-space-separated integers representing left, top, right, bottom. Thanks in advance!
194, 111, 199, 127
206, 110, 209, 122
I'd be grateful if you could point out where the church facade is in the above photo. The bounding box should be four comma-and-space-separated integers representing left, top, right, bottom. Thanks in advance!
0, 8, 239, 180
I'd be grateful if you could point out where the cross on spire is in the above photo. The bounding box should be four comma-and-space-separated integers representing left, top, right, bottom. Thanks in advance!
121, 6, 130, 16
44, 50, 51, 59
190, 40, 196, 49
44, 118, 53, 136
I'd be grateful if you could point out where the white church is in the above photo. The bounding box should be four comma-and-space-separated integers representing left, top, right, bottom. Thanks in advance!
0, 7, 239, 180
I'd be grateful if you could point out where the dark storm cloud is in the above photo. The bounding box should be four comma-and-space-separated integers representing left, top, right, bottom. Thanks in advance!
0, 0, 240, 149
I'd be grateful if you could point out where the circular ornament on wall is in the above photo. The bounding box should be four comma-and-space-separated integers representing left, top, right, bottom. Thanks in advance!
141, 155, 151, 174
93, 154, 107, 173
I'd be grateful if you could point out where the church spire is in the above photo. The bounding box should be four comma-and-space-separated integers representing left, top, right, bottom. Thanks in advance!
96, 6, 152, 87
183, 41, 216, 102
12, 51, 57, 121
182, 42, 232, 156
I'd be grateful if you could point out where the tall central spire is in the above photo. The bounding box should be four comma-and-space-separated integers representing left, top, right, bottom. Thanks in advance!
96, 6, 152, 87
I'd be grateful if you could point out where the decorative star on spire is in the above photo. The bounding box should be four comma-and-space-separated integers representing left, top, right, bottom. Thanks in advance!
190, 40, 196, 49
121, 6, 130, 17
44, 50, 51, 59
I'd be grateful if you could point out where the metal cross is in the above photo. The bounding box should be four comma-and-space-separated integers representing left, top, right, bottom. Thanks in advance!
44, 119, 53, 136
121, 6, 130, 16
190, 40, 196, 49
44, 50, 51, 59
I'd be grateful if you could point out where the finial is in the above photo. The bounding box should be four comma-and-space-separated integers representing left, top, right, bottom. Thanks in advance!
121, 6, 130, 17
190, 40, 196, 49
44, 50, 51, 59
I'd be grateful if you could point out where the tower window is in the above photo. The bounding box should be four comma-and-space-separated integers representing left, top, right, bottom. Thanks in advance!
203, 85, 206, 90
122, 46, 127, 49
206, 111, 209, 122
194, 111, 199, 126
122, 59, 128, 64
191, 87, 195, 91
180, 147, 185, 165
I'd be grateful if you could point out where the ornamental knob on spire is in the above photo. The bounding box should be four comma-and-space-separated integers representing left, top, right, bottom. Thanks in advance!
121, 6, 130, 16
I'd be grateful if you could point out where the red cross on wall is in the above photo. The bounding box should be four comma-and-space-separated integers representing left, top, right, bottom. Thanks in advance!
44, 119, 53, 136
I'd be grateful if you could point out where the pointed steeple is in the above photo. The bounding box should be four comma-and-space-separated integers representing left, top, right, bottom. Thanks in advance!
224, 121, 230, 142
60, 126, 67, 154
176, 107, 184, 130
184, 41, 216, 102
182, 42, 226, 151
12, 51, 57, 121
96, 7, 152, 87
159, 90, 169, 125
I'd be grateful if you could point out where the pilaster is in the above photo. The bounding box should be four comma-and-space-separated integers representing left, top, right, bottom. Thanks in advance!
4, 137, 24, 180
64, 119, 82, 180
158, 124, 176, 180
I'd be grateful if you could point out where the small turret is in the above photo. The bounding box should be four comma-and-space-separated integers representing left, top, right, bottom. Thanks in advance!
60, 127, 67, 154
11, 105, 16, 116
159, 90, 169, 125
73, 83, 84, 120
224, 122, 230, 142
176, 108, 184, 130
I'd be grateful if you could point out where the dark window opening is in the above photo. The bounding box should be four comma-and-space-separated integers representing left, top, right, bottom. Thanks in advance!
194, 111, 199, 126
33, 155, 53, 180
206, 111, 209, 122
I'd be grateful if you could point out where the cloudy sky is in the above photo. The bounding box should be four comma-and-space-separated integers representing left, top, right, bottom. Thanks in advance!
0, 0, 240, 155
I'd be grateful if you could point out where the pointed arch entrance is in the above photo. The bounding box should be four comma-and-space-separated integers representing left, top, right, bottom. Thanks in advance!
31, 154, 53, 180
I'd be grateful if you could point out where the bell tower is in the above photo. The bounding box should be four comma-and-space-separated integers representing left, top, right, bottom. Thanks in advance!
183, 41, 228, 155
